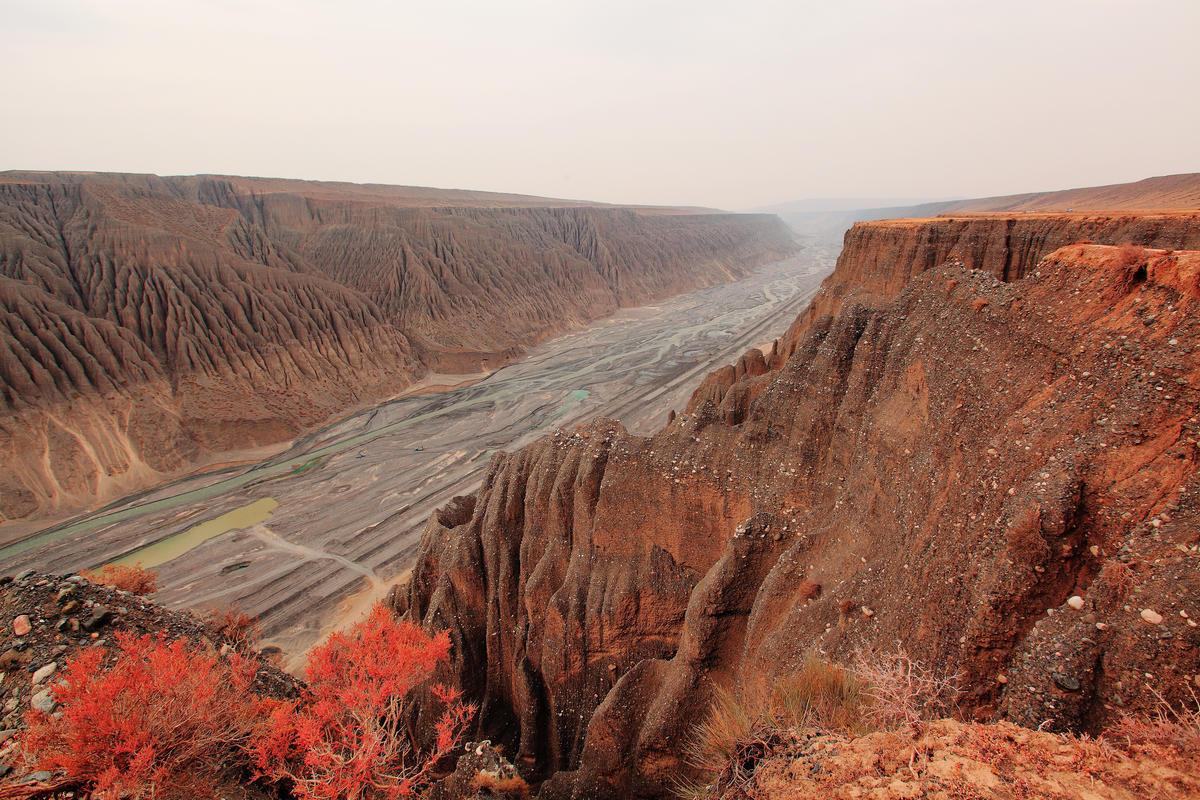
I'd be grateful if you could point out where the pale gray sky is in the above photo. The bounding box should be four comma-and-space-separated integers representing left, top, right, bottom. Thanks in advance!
4, 0, 1198, 209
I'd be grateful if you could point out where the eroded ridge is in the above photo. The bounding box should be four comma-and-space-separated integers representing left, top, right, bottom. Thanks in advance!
0, 172, 795, 521
400, 241, 1200, 797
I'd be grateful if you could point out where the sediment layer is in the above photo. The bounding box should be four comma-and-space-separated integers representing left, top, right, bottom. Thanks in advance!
689, 211, 1200, 417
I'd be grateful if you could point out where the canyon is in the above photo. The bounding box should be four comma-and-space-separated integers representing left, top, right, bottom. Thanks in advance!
0, 242, 834, 664
0, 172, 796, 524
398, 187, 1200, 797
2, 171, 1199, 798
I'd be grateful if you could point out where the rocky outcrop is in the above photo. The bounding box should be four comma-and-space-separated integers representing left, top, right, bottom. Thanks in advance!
689, 211, 1200, 417
400, 242, 1200, 797
800, 212, 1200, 329
0, 172, 795, 521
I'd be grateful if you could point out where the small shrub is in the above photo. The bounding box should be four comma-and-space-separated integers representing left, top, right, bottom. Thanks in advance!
204, 608, 261, 650
252, 603, 474, 799
852, 648, 961, 730
81, 563, 158, 595
20, 633, 263, 799
1114, 242, 1146, 269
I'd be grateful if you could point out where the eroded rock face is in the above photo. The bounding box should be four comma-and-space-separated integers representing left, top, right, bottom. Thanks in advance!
785, 212, 1200, 357
0, 172, 795, 521
401, 242, 1200, 797
688, 211, 1200, 417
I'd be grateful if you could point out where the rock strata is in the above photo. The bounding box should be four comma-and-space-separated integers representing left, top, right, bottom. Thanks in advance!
400, 239, 1200, 797
688, 211, 1200, 415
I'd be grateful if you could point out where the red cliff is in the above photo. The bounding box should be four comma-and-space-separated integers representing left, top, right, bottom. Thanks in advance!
399, 238, 1200, 797
688, 211, 1200, 420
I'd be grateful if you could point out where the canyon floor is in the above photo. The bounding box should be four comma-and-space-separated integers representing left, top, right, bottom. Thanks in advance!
0, 244, 833, 667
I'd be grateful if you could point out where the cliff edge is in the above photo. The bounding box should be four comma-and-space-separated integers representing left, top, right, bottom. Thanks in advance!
400, 236, 1200, 797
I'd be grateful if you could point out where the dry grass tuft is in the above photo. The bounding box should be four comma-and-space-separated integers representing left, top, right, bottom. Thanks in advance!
678, 650, 965, 798
678, 658, 867, 798
203, 608, 262, 650
796, 579, 822, 601
1096, 560, 1137, 601
80, 563, 158, 595
1109, 685, 1200, 771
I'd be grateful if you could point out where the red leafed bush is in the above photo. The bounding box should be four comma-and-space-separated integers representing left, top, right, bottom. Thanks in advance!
80, 563, 158, 595
21, 633, 264, 799
252, 604, 475, 799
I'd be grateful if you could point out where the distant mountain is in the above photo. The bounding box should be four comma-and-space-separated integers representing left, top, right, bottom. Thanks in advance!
775, 173, 1200, 239
0, 171, 796, 523
754, 197, 944, 215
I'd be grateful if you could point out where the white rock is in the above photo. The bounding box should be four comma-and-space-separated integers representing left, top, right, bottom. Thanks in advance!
1067, 596, 1085, 610
31, 663, 56, 685
1140, 608, 1164, 625
30, 690, 56, 714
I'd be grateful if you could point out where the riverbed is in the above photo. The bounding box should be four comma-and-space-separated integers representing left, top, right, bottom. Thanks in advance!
0, 242, 836, 662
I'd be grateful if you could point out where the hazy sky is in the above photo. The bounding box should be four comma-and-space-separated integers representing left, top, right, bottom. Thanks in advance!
4, 0, 1198, 209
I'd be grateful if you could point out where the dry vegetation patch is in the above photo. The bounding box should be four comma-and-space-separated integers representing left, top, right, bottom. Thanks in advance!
682, 653, 1200, 799
78, 564, 157, 596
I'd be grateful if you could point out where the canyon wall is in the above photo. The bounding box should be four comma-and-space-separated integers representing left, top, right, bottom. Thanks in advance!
400, 233, 1200, 798
689, 211, 1200, 418
0, 173, 795, 522
801, 212, 1200, 331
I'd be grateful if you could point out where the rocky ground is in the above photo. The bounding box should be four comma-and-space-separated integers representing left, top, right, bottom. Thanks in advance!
691, 209, 1200, 412
715, 719, 1200, 799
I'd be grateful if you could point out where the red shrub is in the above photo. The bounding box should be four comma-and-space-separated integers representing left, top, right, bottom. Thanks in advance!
252, 604, 474, 799
81, 563, 158, 595
21, 633, 264, 799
